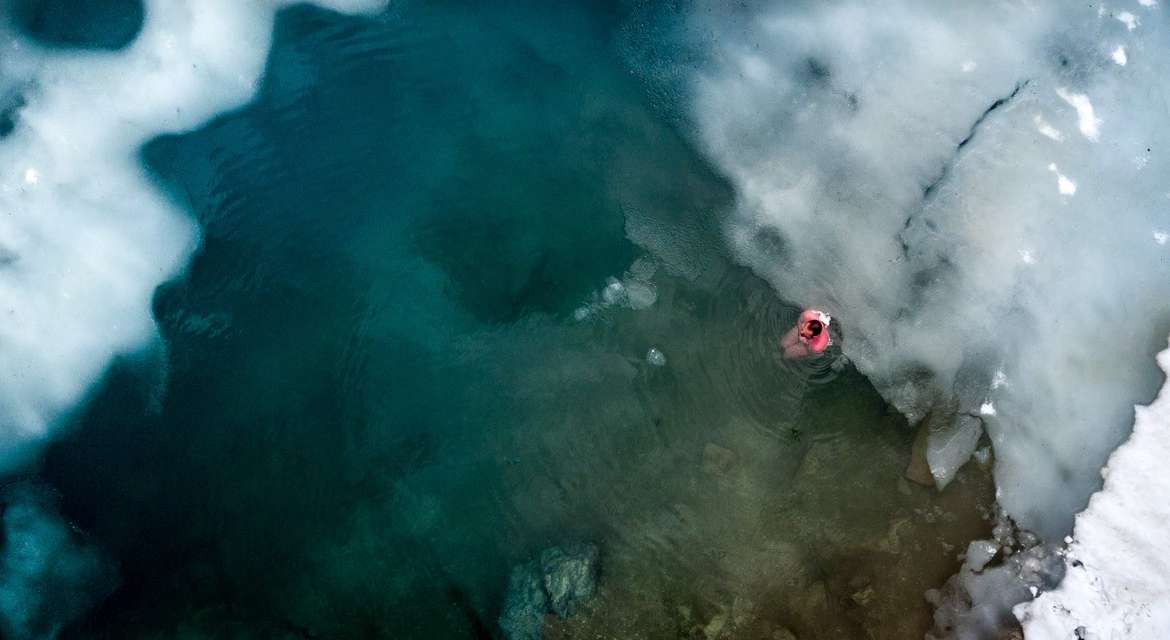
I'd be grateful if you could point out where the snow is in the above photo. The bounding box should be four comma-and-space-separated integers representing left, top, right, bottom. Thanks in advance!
1111, 45, 1128, 66
1034, 114, 1065, 141
1055, 88, 1102, 141
1047, 163, 1078, 195
1016, 338, 1170, 639
1116, 11, 1139, 31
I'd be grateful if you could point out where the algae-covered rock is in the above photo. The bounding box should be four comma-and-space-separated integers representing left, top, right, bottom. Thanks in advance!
540, 542, 599, 618
500, 543, 601, 640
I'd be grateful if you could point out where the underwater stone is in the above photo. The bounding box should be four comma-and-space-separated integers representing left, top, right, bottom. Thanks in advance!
601, 278, 627, 306
850, 585, 876, 607
500, 543, 601, 640
906, 420, 936, 487
701, 442, 737, 477
624, 280, 657, 309
539, 542, 600, 618
0, 483, 119, 640
646, 348, 667, 367
703, 612, 728, 639
626, 257, 658, 281
499, 561, 547, 640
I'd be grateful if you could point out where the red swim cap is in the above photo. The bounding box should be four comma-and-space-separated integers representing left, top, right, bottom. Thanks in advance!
798, 309, 832, 353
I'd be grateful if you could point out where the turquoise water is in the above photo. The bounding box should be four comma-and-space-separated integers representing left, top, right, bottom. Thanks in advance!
23, 2, 994, 638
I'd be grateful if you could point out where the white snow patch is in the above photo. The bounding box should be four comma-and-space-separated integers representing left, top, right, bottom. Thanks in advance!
1047, 163, 1077, 195
1111, 45, 1128, 65
1139, 0, 1158, 6
980, 401, 997, 416
961, 61, 978, 73
1117, 11, 1140, 30
1055, 88, 1103, 141
1016, 339, 1170, 639
1154, 230, 1168, 245
1033, 114, 1064, 141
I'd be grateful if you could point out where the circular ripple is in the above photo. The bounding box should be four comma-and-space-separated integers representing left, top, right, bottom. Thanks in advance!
688, 270, 846, 439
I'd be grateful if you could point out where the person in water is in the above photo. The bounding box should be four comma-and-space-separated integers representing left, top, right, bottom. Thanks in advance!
781, 309, 832, 358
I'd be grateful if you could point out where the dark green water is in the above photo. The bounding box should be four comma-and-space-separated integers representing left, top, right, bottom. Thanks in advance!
10, 0, 142, 49
32, 2, 994, 638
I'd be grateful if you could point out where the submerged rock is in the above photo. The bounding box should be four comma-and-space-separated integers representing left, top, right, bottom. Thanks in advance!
576, 261, 659, 321
906, 420, 936, 487
499, 543, 600, 640
499, 561, 547, 640
700, 442, 737, 477
601, 278, 627, 306
540, 543, 599, 618
703, 611, 729, 640
624, 280, 658, 309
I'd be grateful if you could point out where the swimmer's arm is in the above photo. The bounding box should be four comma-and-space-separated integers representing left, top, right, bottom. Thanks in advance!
781, 329, 810, 358
781, 327, 801, 349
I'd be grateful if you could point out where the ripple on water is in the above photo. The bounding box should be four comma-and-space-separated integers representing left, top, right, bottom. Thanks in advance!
686, 270, 846, 441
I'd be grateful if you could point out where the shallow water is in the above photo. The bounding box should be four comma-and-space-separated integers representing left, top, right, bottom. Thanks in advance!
20, 2, 997, 638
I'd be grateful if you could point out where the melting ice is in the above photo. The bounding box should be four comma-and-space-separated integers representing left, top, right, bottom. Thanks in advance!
0, 0, 384, 470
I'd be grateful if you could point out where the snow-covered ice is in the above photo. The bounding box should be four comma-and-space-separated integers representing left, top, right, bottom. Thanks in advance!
678, 0, 1170, 539
1016, 338, 1170, 638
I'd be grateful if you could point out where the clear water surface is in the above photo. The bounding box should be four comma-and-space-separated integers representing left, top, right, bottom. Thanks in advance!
23, 2, 998, 638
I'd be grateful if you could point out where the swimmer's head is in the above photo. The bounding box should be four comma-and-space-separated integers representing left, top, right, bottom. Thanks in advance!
795, 309, 833, 352
800, 319, 823, 340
